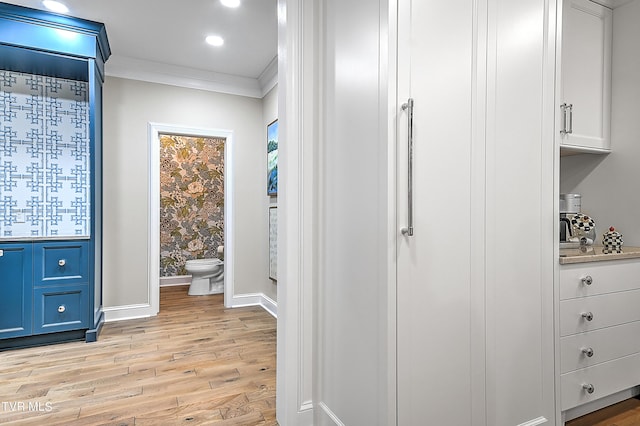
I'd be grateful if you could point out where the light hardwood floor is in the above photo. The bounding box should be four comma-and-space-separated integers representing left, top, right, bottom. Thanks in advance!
0, 286, 277, 425
566, 398, 640, 426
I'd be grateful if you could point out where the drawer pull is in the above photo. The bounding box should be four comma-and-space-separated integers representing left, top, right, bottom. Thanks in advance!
582, 383, 595, 394
581, 276, 593, 286
58, 259, 66, 267
581, 347, 594, 358
581, 312, 594, 321
57, 305, 66, 313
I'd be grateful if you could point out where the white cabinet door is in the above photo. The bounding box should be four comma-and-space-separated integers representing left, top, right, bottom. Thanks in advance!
560, 0, 612, 152
396, 1, 474, 424
396, 0, 556, 425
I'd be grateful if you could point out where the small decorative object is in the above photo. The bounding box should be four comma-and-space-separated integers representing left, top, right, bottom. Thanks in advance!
267, 119, 278, 196
602, 226, 623, 254
570, 213, 596, 245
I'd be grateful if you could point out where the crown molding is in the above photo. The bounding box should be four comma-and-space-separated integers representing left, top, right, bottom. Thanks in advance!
105, 54, 267, 98
591, 0, 634, 8
258, 55, 278, 97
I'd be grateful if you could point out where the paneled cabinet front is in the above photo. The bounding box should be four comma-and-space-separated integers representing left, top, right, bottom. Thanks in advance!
0, 243, 32, 339
0, 241, 89, 340
559, 0, 613, 153
559, 259, 640, 412
33, 241, 89, 334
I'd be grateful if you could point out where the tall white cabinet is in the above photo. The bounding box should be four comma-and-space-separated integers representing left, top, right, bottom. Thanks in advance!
289, 0, 557, 425
395, 0, 556, 425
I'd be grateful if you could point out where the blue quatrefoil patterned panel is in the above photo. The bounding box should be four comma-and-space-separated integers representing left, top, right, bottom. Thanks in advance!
0, 70, 90, 239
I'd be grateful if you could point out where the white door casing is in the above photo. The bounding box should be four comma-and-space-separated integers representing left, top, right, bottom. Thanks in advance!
148, 123, 235, 315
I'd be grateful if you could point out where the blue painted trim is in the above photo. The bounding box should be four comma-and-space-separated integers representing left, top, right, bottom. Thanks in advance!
85, 309, 104, 343
0, 329, 86, 351
0, 3, 110, 62
0, 44, 88, 80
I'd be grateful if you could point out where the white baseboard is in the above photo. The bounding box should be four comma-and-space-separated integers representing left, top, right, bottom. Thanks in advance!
230, 293, 278, 318
517, 417, 548, 426
105, 292, 277, 323
160, 275, 191, 287
318, 402, 345, 426
103, 303, 157, 322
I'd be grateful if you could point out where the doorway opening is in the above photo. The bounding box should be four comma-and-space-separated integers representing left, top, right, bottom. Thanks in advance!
148, 123, 235, 313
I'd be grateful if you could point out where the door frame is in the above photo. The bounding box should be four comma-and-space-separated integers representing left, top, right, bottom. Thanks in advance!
148, 123, 235, 313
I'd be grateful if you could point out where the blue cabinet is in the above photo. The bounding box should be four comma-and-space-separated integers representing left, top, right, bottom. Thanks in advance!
0, 244, 32, 339
0, 4, 109, 348
0, 241, 90, 340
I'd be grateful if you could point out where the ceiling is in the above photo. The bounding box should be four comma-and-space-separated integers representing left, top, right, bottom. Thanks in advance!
3, 0, 278, 97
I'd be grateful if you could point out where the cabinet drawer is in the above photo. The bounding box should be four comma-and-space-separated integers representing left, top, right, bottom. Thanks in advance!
560, 289, 640, 336
34, 241, 89, 286
560, 321, 640, 373
560, 260, 640, 300
561, 352, 640, 411
33, 285, 88, 334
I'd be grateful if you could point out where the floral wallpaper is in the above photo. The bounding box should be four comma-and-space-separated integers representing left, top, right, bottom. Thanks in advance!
159, 135, 224, 276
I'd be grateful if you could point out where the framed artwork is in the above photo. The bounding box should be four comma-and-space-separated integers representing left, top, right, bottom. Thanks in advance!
269, 206, 277, 281
267, 119, 278, 196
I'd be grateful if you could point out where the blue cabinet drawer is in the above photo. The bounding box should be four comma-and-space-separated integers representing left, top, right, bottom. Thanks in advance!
34, 241, 89, 286
33, 285, 88, 334
0, 244, 32, 339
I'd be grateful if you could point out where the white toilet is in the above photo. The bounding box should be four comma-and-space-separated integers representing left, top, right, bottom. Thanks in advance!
184, 258, 224, 295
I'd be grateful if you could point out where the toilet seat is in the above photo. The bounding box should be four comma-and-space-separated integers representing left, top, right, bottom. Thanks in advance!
186, 258, 222, 266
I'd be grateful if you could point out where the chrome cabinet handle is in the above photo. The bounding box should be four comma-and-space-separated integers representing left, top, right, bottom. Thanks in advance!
581, 276, 593, 286
401, 98, 414, 237
582, 312, 594, 321
582, 383, 595, 394
560, 103, 574, 135
58, 305, 66, 313
58, 259, 66, 267
581, 347, 594, 357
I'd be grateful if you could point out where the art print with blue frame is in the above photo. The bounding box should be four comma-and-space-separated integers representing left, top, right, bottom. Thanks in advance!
267, 119, 278, 195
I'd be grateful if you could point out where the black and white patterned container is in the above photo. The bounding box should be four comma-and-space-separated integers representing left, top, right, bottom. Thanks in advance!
602, 227, 623, 254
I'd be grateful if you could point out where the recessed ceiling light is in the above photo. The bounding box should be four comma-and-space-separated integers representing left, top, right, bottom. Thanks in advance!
42, 0, 69, 13
221, 0, 241, 8
205, 35, 225, 47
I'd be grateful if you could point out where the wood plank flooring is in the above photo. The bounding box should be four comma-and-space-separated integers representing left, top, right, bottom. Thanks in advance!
0, 286, 277, 425
567, 397, 640, 426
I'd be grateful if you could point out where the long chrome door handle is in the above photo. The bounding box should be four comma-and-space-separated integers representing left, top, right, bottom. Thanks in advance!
567, 103, 573, 134
401, 98, 414, 237
561, 103, 573, 135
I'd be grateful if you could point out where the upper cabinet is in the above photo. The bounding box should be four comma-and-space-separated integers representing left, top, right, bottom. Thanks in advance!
559, 0, 613, 153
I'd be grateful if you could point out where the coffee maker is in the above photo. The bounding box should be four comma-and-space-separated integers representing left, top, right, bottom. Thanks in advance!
560, 193, 581, 247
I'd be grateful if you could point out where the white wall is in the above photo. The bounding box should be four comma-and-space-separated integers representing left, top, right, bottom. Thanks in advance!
102, 76, 269, 308
560, 0, 640, 245
262, 85, 278, 302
